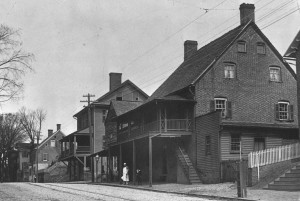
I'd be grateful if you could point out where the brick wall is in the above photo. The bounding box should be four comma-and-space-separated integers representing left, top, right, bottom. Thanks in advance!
195, 26, 297, 126
196, 111, 221, 183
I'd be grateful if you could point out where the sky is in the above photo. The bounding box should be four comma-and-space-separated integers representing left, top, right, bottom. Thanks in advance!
0, 0, 299, 141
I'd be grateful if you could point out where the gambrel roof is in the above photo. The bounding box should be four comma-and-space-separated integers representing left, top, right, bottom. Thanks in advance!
148, 21, 296, 101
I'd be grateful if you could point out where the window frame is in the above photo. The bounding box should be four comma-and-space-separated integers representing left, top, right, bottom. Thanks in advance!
277, 101, 289, 121
42, 153, 48, 161
224, 63, 236, 79
257, 42, 266, 54
205, 136, 211, 156
214, 98, 227, 118
269, 66, 281, 82
237, 41, 247, 53
50, 140, 55, 147
230, 134, 241, 153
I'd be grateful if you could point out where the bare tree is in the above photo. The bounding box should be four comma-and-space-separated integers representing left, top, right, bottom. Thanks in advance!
0, 25, 34, 102
0, 113, 27, 181
19, 107, 46, 153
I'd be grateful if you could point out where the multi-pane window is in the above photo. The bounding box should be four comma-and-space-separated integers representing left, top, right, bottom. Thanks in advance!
50, 140, 55, 147
205, 136, 211, 156
231, 134, 241, 152
224, 64, 235, 79
275, 102, 289, 121
257, 43, 266, 54
42, 153, 48, 161
254, 138, 265, 151
214, 98, 227, 118
237, 41, 246, 53
269, 67, 281, 82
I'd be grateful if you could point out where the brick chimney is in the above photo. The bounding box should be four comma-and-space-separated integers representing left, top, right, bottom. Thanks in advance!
184, 40, 198, 61
240, 3, 255, 25
57, 124, 61, 131
48, 129, 53, 137
109, 73, 122, 91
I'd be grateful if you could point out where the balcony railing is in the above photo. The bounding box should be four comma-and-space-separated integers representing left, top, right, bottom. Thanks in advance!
60, 145, 90, 159
117, 119, 192, 142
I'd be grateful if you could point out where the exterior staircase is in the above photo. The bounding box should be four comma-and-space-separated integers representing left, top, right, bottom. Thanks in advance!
176, 146, 201, 184
265, 164, 300, 191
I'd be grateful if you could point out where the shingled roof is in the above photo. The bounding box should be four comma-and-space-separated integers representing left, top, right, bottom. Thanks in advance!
149, 23, 248, 101
111, 100, 143, 117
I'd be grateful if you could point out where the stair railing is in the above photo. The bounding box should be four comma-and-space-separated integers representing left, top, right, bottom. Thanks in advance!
178, 145, 190, 181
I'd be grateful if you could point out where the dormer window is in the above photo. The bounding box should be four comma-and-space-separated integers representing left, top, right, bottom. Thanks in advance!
224, 63, 236, 79
237, 41, 246, 53
257, 42, 266, 54
269, 66, 281, 82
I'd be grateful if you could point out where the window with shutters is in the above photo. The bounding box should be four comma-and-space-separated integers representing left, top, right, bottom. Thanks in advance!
275, 101, 293, 121
237, 41, 246, 53
42, 153, 48, 161
212, 98, 232, 118
205, 136, 211, 156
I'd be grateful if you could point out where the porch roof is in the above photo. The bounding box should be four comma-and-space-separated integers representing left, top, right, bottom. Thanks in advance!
222, 121, 298, 129
90, 149, 108, 158
59, 127, 91, 142
114, 97, 195, 120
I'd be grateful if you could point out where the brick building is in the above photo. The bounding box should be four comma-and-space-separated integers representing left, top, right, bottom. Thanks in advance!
59, 73, 148, 181
104, 3, 298, 185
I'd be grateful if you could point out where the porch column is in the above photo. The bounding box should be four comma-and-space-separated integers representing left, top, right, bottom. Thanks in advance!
83, 156, 86, 181
164, 107, 167, 132
69, 138, 71, 154
297, 49, 300, 140
108, 147, 111, 182
149, 137, 152, 187
74, 136, 76, 155
158, 107, 161, 133
133, 140, 136, 185
119, 144, 122, 181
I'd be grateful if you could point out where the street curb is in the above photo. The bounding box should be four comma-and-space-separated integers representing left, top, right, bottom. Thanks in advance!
89, 182, 256, 201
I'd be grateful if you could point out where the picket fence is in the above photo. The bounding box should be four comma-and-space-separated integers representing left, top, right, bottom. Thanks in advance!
248, 143, 300, 168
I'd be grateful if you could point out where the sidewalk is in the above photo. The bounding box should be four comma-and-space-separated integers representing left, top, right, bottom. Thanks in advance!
93, 182, 300, 201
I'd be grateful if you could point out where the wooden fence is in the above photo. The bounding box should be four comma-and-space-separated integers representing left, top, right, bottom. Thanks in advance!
248, 143, 300, 168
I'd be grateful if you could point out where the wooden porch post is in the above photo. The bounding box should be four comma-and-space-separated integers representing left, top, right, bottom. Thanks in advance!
119, 144, 122, 182
83, 156, 86, 181
149, 137, 152, 187
74, 135, 76, 155
133, 140, 136, 185
69, 138, 71, 154
108, 147, 111, 182
158, 107, 161, 133
164, 107, 167, 132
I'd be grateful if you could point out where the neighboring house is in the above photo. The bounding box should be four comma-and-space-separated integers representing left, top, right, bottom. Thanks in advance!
103, 3, 298, 185
34, 124, 65, 172
59, 73, 148, 181
15, 143, 34, 182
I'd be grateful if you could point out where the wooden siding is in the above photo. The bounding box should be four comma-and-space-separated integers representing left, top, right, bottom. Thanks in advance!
221, 129, 290, 161
196, 112, 221, 183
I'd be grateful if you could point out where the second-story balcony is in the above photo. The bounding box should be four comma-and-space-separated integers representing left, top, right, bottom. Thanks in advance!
59, 129, 91, 161
118, 118, 192, 142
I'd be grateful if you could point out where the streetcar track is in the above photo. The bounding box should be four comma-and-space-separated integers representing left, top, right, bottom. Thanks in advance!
29, 183, 138, 201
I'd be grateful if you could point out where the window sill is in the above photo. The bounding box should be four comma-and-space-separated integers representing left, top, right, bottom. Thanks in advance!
269, 80, 282, 83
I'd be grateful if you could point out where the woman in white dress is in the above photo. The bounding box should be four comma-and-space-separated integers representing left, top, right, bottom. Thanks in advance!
121, 163, 129, 185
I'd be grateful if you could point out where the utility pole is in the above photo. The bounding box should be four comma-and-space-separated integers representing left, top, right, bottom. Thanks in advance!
81, 93, 95, 182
